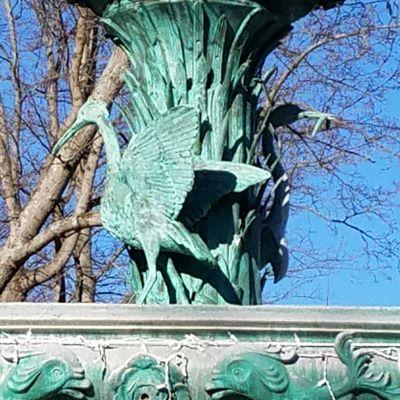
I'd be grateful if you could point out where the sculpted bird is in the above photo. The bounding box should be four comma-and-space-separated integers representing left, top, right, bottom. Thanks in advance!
53, 99, 270, 303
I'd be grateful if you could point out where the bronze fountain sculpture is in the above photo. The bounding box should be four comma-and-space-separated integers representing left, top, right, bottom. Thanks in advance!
53, 0, 344, 305
4, 1, 391, 400
53, 101, 269, 304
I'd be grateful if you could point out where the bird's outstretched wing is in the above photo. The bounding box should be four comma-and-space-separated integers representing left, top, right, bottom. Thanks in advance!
122, 106, 199, 219
180, 160, 270, 227
194, 159, 270, 192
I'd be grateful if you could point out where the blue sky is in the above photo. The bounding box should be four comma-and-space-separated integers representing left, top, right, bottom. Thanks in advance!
1, 0, 398, 305
264, 119, 400, 306
262, 2, 400, 306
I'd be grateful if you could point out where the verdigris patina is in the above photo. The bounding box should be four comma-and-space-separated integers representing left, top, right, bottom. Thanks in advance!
0, 305, 399, 399
57, 0, 343, 305
53, 103, 269, 304
110, 354, 191, 399
0, 346, 93, 399
206, 332, 400, 399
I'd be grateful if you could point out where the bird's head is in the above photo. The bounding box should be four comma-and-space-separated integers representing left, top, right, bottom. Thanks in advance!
52, 98, 109, 155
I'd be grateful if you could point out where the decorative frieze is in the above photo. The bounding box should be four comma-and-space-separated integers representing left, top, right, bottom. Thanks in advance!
0, 305, 398, 399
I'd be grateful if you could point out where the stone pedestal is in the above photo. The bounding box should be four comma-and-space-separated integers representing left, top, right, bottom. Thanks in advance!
0, 304, 399, 399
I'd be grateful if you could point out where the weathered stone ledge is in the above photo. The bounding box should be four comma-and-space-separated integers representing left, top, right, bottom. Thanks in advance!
0, 304, 399, 335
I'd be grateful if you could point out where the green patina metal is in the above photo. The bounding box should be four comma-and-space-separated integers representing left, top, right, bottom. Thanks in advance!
110, 354, 191, 399
0, 346, 93, 399
206, 332, 400, 399
53, 103, 269, 305
2, 332, 398, 399
44, 1, 400, 398
55, 0, 344, 305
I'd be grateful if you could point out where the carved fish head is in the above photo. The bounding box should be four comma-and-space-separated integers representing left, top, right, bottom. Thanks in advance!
2, 350, 92, 400
205, 352, 290, 400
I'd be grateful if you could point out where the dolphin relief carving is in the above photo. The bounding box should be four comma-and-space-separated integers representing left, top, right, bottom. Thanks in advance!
206, 332, 400, 400
0, 346, 92, 400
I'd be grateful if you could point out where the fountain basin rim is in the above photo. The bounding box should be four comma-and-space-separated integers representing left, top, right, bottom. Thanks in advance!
0, 304, 398, 336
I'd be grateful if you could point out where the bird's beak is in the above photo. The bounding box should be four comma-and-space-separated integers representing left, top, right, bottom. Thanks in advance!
298, 110, 336, 121
52, 119, 89, 155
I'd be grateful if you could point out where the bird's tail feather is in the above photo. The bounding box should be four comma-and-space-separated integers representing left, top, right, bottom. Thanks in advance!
168, 221, 216, 266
